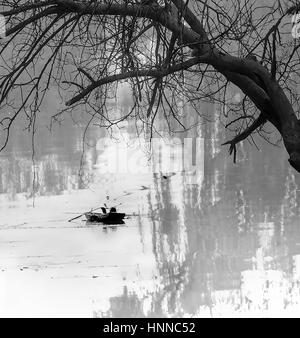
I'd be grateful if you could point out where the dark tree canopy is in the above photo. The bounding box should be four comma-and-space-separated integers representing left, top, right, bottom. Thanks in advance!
1, 0, 300, 171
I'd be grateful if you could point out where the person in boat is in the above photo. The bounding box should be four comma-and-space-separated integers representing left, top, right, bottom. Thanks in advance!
101, 207, 107, 214
109, 207, 116, 213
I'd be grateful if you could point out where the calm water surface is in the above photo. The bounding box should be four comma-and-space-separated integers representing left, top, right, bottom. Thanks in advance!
0, 112, 300, 318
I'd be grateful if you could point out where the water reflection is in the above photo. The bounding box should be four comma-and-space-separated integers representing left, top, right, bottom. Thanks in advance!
0, 112, 300, 317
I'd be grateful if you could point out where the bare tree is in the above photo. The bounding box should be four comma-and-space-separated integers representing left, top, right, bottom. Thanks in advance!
1, 0, 300, 171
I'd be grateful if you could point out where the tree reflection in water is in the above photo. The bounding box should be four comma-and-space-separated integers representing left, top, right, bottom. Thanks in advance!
95, 131, 300, 317
1, 112, 300, 317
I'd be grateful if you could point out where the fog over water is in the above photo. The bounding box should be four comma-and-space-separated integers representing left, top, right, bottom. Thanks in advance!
0, 96, 299, 318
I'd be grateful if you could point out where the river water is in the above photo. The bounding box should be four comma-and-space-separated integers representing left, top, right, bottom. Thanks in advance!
0, 104, 300, 318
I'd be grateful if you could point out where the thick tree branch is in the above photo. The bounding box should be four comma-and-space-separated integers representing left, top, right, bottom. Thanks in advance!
171, 0, 209, 52
0, 1, 55, 16
66, 57, 201, 106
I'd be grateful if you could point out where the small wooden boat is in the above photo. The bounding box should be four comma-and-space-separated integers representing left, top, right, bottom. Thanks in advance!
85, 211, 125, 224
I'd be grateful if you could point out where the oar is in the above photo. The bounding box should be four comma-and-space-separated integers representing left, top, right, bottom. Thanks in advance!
68, 206, 104, 222
125, 213, 150, 217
